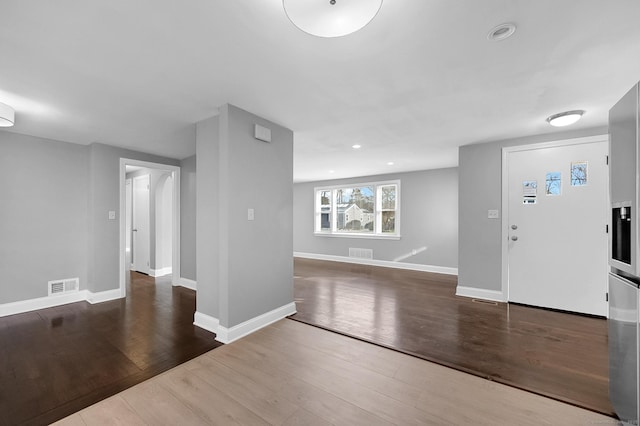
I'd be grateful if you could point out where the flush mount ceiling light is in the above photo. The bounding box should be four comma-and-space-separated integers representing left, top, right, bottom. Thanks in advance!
283, 0, 383, 38
0, 102, 15, 127
546, 110, 585, 127
487, 23, 516, 41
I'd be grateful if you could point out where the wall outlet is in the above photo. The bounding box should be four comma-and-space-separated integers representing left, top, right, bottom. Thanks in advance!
488, 209, 499, 219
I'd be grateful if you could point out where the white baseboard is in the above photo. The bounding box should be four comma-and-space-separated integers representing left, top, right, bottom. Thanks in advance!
86, 288, 123, 304
0, 291, 88, 317
456, 286, 505, 302
150, 267, 172, 278
215, 302, 297, 344
294, 252, 458, 276
194, 311, 220, 334
178, 277, 197, 291
0, 287, 125, 317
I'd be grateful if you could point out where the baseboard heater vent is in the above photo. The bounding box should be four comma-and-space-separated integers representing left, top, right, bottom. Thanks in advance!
349, 248, 373, 259
48, 278, 79, 296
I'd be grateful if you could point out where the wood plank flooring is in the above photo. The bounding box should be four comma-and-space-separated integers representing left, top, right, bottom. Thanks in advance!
0, 272, 221, 426
54, 319, 615, 425
291, 258, 614, 417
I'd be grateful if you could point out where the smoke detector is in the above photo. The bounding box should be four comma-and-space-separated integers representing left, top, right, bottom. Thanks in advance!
487, 23, 516, 41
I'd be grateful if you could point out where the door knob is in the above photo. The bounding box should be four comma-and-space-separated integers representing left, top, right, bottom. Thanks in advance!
511, 225, 518, 230
511, 236, 518, 241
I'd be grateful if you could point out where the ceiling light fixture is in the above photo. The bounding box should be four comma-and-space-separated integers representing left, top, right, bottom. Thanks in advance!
352, 144, 362, 149
283, 0, 383, 38
546, 110, 585, 127
0, 102, 15, 127
487, 23, 516, 41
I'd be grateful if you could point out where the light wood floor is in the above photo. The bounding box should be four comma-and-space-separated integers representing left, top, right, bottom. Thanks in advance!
54, 319, 615, 425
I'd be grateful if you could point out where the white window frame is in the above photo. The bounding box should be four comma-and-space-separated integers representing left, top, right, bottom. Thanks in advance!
314, 180, 401, 240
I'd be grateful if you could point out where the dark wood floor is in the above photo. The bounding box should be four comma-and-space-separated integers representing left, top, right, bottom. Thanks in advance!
0, 272, 221, 426
291, 258, 614, 417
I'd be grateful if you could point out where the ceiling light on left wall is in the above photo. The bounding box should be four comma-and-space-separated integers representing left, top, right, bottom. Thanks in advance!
283, 0, 383, 38
0, 102, 15, 127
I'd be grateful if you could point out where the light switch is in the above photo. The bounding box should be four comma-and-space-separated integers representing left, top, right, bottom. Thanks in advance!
488, 209, 499, 219
248, 208, 255, 221
108, 211, 116, 220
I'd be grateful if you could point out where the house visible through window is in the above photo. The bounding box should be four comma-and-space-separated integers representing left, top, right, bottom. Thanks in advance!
315, 181, 400, 237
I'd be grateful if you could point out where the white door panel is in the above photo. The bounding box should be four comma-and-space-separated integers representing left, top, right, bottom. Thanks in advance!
507, 141, 608, 316
132, 174, 150, 274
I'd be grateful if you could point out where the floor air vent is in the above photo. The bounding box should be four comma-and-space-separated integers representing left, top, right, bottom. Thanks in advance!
349, 248, 373, 259
48, 278, 79, 296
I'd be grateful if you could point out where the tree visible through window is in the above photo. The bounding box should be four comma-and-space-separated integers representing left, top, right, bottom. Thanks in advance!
315, 181, 400, 237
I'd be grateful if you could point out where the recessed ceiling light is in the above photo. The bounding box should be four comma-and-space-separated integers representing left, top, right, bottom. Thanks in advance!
487, 23, 516, 41
329, 170, 335, 173
283, 0, 383, 38
0, 102, 15, 127
387, 162, 394, 166
546, 110, 585, 127
352, 144, 362, 149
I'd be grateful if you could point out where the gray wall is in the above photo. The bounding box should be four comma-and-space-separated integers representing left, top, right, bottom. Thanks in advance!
221, 104, 294, 327
294, 168, 459, 268
0, 132, 183, 305
196, 105, 294, 328
196, 117, 219, 318
180, 155, 197, 281
458, 126, 608, 292
88, 143, 179, 293
0, 132, 89, 303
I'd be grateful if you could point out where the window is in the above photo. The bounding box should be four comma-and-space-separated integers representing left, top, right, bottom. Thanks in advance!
314, 181, 400, 238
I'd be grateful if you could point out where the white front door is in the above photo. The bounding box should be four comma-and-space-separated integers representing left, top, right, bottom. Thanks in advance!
506, 140, 608, 316
132, 174, 150, 274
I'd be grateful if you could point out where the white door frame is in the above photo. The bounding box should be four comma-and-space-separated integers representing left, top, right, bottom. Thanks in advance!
500, 134, 609, 302
119, 158, 181, 297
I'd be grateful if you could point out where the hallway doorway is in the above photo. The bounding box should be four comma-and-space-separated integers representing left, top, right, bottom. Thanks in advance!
119, 159, 180, 297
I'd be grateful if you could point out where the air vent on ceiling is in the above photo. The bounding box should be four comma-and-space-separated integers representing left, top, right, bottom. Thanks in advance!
48, 278, 79, 296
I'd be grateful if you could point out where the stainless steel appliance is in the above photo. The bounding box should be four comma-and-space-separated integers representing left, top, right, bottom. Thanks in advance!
609, 82, 640, 424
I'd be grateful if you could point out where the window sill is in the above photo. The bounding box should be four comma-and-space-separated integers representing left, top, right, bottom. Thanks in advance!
313, 232, 401, 241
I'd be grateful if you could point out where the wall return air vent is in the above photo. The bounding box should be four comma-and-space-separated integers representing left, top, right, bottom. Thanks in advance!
48, 278, 79, 296
349, 248, 373, 259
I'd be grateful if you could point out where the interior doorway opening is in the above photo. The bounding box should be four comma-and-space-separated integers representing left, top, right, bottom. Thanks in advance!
119, 159, 180, 297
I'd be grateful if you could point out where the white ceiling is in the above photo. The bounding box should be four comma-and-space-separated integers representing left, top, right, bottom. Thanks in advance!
1, 1, 640, 182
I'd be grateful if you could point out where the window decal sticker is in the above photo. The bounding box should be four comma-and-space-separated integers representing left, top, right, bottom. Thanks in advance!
571, 161, 588, 186
545, 172, 561, 196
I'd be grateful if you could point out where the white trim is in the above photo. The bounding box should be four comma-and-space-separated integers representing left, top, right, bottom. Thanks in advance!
455, 286, 506, 302
313, 232, 401, 240
119, 158, 181, 298
215, 302, 297, 344
193, 311, 220, 334
0, 291, 88, 317
294, 251, 458, 276
0, 288, 125, 317
86, 289, 124, 304
500, 134, 609, 301
178, 277, 197, 290
149, 267, 173, 278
